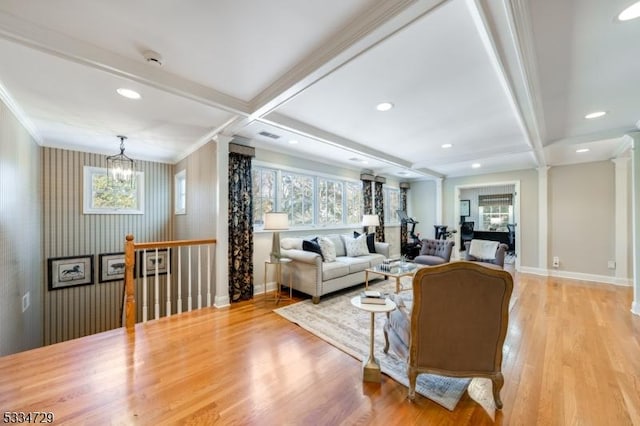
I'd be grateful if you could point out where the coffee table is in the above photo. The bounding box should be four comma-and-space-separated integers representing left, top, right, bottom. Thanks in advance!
364, 262, 422, 293
350, 296, 396, 383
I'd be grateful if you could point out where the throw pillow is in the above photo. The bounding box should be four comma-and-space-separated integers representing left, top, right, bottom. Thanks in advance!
342, 234, 369, 257
302, 238, 324, 261
353, 231, 376, 253
318, 237, 337, 262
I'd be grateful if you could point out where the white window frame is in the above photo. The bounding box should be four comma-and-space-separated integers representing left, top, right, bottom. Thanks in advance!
383, 186, 401, 225
83, 166, 144, 214
174, 169, 186, 215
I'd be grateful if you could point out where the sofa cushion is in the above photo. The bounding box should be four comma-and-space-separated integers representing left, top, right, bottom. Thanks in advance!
281, 237, 303, 250
336, 256, 370, 274
302, 238, 323, 260
414, 255, 447, 266
353, 231, 376, 253
326, 234, 346, 257
318, 237, 337, 262
357, 253, 385, 267
342, 234, 369, 257
322, 261, 350, 281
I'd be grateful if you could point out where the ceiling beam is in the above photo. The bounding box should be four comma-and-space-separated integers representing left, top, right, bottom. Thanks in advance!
0, 11, 251, 116
246, 0, 449, 120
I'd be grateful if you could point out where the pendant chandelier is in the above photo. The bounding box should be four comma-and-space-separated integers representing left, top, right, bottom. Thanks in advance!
106, 135, 135, 186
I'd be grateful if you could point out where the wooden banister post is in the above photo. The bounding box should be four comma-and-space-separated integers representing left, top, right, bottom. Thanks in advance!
124, 234, 136, 329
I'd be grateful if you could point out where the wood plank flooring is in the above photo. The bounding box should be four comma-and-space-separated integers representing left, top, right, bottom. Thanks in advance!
0, 271, 638, 425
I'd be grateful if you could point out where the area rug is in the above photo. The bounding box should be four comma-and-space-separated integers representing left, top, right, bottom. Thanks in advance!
274, 280, 471, 410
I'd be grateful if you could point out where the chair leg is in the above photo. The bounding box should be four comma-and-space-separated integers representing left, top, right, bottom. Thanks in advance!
408, 367, 417, 401
492, 373, 504, 409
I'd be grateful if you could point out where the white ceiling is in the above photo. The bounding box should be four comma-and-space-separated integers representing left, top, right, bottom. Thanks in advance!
0, 0, 638, 180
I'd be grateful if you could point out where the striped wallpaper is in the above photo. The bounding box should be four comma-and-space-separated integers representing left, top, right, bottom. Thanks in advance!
42, 147, 173, 345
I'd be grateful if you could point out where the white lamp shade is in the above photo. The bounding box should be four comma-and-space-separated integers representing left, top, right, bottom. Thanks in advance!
362, 214, 380, 227
263, 212, 289, 230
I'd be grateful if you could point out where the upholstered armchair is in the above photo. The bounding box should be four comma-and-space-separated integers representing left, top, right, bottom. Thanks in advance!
383, 262, 513, 409
413, 238, 454, 266
464, 240, 508, 268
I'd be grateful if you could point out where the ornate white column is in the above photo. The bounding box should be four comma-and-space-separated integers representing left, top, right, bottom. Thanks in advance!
214, 135, 231, 308
628, 132, 640, 315
612, 157, 630, 285
537, 167, 550, 273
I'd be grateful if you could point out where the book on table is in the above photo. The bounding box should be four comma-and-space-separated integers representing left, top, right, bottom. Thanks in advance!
360, 290, 387, 305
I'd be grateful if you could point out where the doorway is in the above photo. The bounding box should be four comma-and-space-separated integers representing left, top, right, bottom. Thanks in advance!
454, 181, 520, 270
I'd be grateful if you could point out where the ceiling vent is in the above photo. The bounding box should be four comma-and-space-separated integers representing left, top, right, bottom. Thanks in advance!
258, 131, 281, 139
143, 50, 163, 67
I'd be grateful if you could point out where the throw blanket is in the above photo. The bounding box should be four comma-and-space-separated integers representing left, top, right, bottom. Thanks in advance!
469, 239, 499, 260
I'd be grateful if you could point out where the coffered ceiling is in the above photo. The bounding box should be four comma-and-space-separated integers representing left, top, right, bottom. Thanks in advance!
0, 0, 638, 180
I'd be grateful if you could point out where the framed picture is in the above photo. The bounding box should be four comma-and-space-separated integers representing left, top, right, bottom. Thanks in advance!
48, 255, 94, 290
99, 252, 131, 283
138, 249, 170, 277
460, 199, 471, 217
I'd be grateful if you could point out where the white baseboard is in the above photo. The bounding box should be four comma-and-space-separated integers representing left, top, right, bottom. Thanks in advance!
631, 301, 640, 316
518, 266, 632, 287
214, 295, 230, 308
518, 266, 548, 276
548, 270, 632, 286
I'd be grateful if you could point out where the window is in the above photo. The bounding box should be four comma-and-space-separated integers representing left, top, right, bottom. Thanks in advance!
345, 182, 363, 225
281, 172, 314, 227
252, 165, 363, 228
83, 166, 144, 214
478, 194, 513, 231
318, 178, 343, 225
252, 167, 277, 225
174, 170, 186, 215
383, 187, 400, 225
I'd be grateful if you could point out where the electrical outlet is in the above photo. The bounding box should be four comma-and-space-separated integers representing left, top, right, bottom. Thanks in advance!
608, 260, 616, 269
552, 256, 560, 268
22, 291, 30, 313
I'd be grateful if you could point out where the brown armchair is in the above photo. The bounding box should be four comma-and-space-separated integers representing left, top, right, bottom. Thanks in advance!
383, 262, 513, 408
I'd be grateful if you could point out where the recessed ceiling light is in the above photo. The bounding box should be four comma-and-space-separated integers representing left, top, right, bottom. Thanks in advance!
576, 148, 590, 153
288, 139, 299, 145
376, 102, 394, 112
441, 143, 453, 149
472, 163, 481, 169
584, 111, 606, 119
618, 1, 640, 21
117, 88, 141, 100
397, 171, 409, 176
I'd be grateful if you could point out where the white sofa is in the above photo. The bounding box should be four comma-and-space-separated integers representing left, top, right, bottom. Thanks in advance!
280, 234, 390, 303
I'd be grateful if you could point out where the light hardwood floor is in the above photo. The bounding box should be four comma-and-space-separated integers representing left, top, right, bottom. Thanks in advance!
0, 270, 638, 425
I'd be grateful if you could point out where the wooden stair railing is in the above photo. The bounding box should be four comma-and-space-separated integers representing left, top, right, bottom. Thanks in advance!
124, 234, 217, 329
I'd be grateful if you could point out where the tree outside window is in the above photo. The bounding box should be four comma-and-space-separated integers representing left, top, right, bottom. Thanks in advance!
83, 166, 144, 214
281, 172, 314, 226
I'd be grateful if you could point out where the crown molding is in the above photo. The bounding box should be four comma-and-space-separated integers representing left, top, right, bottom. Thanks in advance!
0, 80, 42, 144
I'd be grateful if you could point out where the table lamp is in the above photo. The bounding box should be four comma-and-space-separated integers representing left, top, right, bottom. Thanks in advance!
362, 214, 380, 235
264, 212, 289, 262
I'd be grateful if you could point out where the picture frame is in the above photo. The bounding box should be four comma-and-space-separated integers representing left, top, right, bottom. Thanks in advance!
460, 199, 471, 217
48, 255, 94, 290
99, 252, 130, 283
138, 249, 170, 277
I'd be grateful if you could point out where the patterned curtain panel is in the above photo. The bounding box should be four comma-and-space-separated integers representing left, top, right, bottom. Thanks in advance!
362, 179, 372, 214
374, 181, 385, 242
228, 152, 253, 302
400, 187, 408, 253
